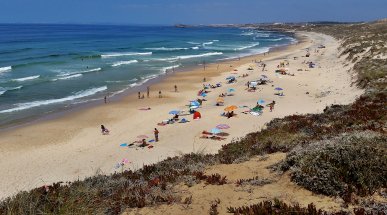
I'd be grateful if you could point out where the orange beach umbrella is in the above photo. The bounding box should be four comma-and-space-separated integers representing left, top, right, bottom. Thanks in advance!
224, 105, 238, 111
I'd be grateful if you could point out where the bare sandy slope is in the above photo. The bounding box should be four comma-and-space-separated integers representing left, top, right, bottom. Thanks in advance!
0, 32, 363, 200
126, 153, 344, 215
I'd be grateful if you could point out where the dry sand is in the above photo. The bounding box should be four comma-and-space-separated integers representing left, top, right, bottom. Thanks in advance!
126, 153, 344, 215
0, 32, 363, 200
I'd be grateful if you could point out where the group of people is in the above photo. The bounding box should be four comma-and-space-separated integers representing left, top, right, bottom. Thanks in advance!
135, 86, 171, 99
100, 125, 159, 142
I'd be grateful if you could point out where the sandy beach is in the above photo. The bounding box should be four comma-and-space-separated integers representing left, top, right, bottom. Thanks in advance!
0, 32, 363, 200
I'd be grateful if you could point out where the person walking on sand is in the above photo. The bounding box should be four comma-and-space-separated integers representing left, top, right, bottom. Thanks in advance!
154, 128, 159, 142
138, 92, 141, 99
104, 96, 107, 104
174, 85, 178, 92
269, 101, 276, 112
158, 90, 162, 98
203, 77, 206, 82
147, 86, 150, 98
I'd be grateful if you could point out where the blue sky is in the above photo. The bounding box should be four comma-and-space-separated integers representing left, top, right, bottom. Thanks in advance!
0, 0, 386, 25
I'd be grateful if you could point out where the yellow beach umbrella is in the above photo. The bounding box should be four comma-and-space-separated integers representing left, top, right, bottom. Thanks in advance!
217, 97, 224, 103
224, 105, 238, 111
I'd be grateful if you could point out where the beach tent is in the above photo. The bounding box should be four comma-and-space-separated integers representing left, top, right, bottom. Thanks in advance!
193, 111, 201, 120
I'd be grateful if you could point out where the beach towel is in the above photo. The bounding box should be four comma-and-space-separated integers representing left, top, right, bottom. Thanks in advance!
149, 139, 155, 143
250, 112, 260, 116
120, 143, 128, 147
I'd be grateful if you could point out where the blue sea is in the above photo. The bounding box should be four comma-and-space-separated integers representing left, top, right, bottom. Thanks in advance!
0, 24, 295, 128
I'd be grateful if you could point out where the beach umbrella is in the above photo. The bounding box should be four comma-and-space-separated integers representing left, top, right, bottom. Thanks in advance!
274, 87, 283, 91
216, 124, 230, 129
137, 135, 149, 139
257, 99, 265, 105
250, 81, 258, 87
190, 105, 199, 109
251, 106, 263, 112
227, 88, 235, 93
211, 128, 221, 134
169, 110, 180, 115
224, 105, 238, 111
201, 93, 207, 97
216, 97, 224, 103
190, 100, 200, 107
226, 76, 236, 80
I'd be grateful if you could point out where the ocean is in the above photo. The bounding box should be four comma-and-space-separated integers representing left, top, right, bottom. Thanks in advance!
0, 24, 295, 128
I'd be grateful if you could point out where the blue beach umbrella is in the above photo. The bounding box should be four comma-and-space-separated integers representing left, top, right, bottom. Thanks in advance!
201, 93, 207, 97
257, 99, 265, 105
190, 101, 200, 107
169, 110, 180, 115
211, 128, 221, 134
227, 88, 236, 93
274, 87, 283, 91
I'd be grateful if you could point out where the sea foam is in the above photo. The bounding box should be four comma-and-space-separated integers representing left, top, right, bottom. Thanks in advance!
112, 60, 138, 67
153, 52, 223, 62
101, 52, 152, 58
12, 75, 40, 82
0, 66, 12, 73
0, 86, 107, 113
0, 86, 22, 96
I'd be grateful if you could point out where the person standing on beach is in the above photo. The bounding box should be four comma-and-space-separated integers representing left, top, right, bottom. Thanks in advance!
174, 85, 178, 92
147, 86, 150, 98
159, 90, 162, 98
203, 77, 206, 82
154, 128, 159, 142
138, 92, 141, 99
104, 96, 107, 104
269, 101, 276, 112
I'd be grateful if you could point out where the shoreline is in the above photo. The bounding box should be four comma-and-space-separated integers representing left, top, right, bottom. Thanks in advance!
0, 34, 300, 133
0, 31, 363, 200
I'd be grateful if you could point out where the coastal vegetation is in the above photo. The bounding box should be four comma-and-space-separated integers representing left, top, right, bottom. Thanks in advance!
1, 20, 386, 214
